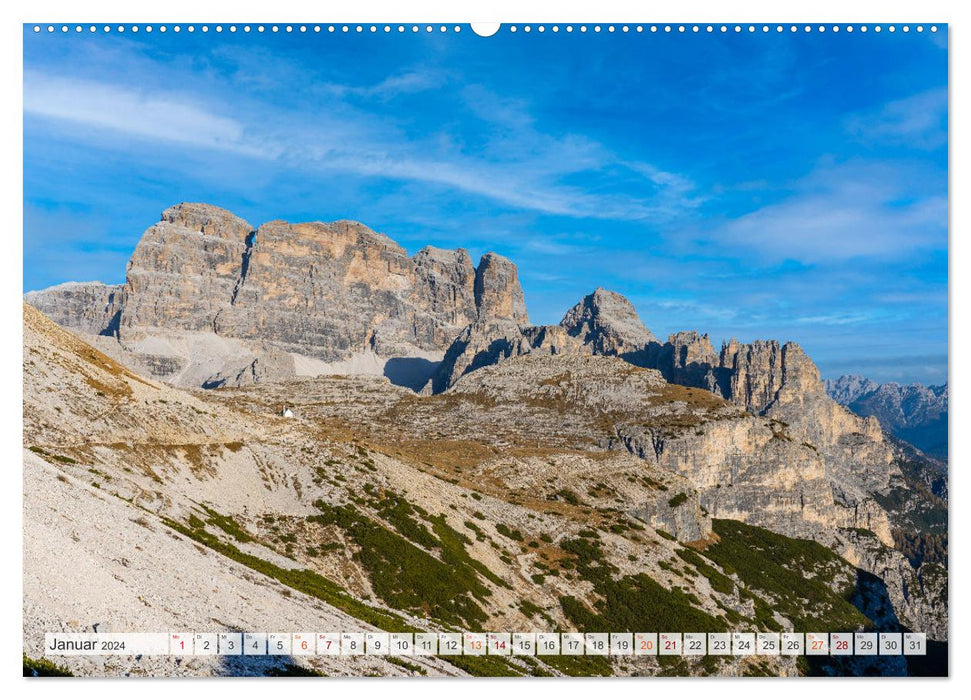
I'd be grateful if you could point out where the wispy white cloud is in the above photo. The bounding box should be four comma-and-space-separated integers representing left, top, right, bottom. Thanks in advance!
792, 311, 886, 326
23, 71, 263, 156
874, 290, 948, 305
649, 298, 741, 324
713, 160, 946, 264
320, 70, 448, 100
23, 69, 701, 223
518, 237, 586, 256
845, 88, 947, 149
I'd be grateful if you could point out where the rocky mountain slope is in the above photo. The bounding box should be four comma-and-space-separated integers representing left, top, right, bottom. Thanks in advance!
23, 204, 947, 676
431, 289, 910, 537
419, 288, 948, 644
24, 302, 946, 676
826, 375, 948, 459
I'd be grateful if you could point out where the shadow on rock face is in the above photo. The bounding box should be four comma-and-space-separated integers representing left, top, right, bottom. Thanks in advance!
383, 357, 441, 392
804, 568, 947, 677
216, 652, 325, 677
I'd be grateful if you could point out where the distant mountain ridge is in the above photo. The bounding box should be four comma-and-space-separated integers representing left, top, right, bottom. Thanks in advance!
825, 375, 948, 459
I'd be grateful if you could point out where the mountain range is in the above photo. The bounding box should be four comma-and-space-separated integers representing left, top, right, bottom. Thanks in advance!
826, 376, 948, 459
23, 204, 948, 677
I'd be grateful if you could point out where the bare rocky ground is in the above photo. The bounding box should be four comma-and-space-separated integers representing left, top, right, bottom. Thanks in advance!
23, 451, 461, 678
23, 301, 945, 677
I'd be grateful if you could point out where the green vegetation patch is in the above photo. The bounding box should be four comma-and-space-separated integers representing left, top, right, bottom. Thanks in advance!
24, 655, 72, 677
28, 446, 77, 464
431, 516, 510, 590
386, 656, 427, 675
162, 514, 407, 632
264, 663, 327, 677
667, 492, 689, 508
495, 523, 524, 541
444, 654, 523, 677
540, 654, 613, 677
310, 499, 502, 628
558, 536, 725, 633
201, 505, 253, 543
704, 519, 871, 631
675, 547, 735, 595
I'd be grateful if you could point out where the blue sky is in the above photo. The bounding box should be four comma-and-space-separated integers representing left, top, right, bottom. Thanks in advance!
23, 25, 948, 384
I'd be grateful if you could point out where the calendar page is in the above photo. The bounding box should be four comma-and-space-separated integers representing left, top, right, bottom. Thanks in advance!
21, 16, 948, 680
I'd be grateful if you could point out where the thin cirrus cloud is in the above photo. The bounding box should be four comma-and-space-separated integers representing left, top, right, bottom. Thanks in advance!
319, 70, 449, 100
844, 87, 948, 149
791, 311, 887, 326
23, 71, 261, 156
712, 160, 946, 264
23, 69, 699, 223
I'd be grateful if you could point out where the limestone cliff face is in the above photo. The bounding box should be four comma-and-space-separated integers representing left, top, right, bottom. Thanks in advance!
840, 530, 948, 640
121, 203, 254, 333
648, 331, 728, 395
650, 331, 898, 505
614, 416, 894, 547
25, 204, 528, 386
23, 281, 122, 336
214, 217, 444, 360
642, 333, 825, 417
411, 246, 478, 325
720, 339, 823, 414
474, 253, 529, 325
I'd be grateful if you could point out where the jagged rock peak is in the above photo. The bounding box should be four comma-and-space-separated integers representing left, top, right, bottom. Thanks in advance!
560, 287, 657, 355
667, 331, 719, 364
411, 246, 477, 321
473, 253, 529, 324
161, 202, 254, 240
253, 218, 408, 257
719, 338, 822, 413
429, 319, 583, 394
415, 244, 472, 263
122, 204, 255, 334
